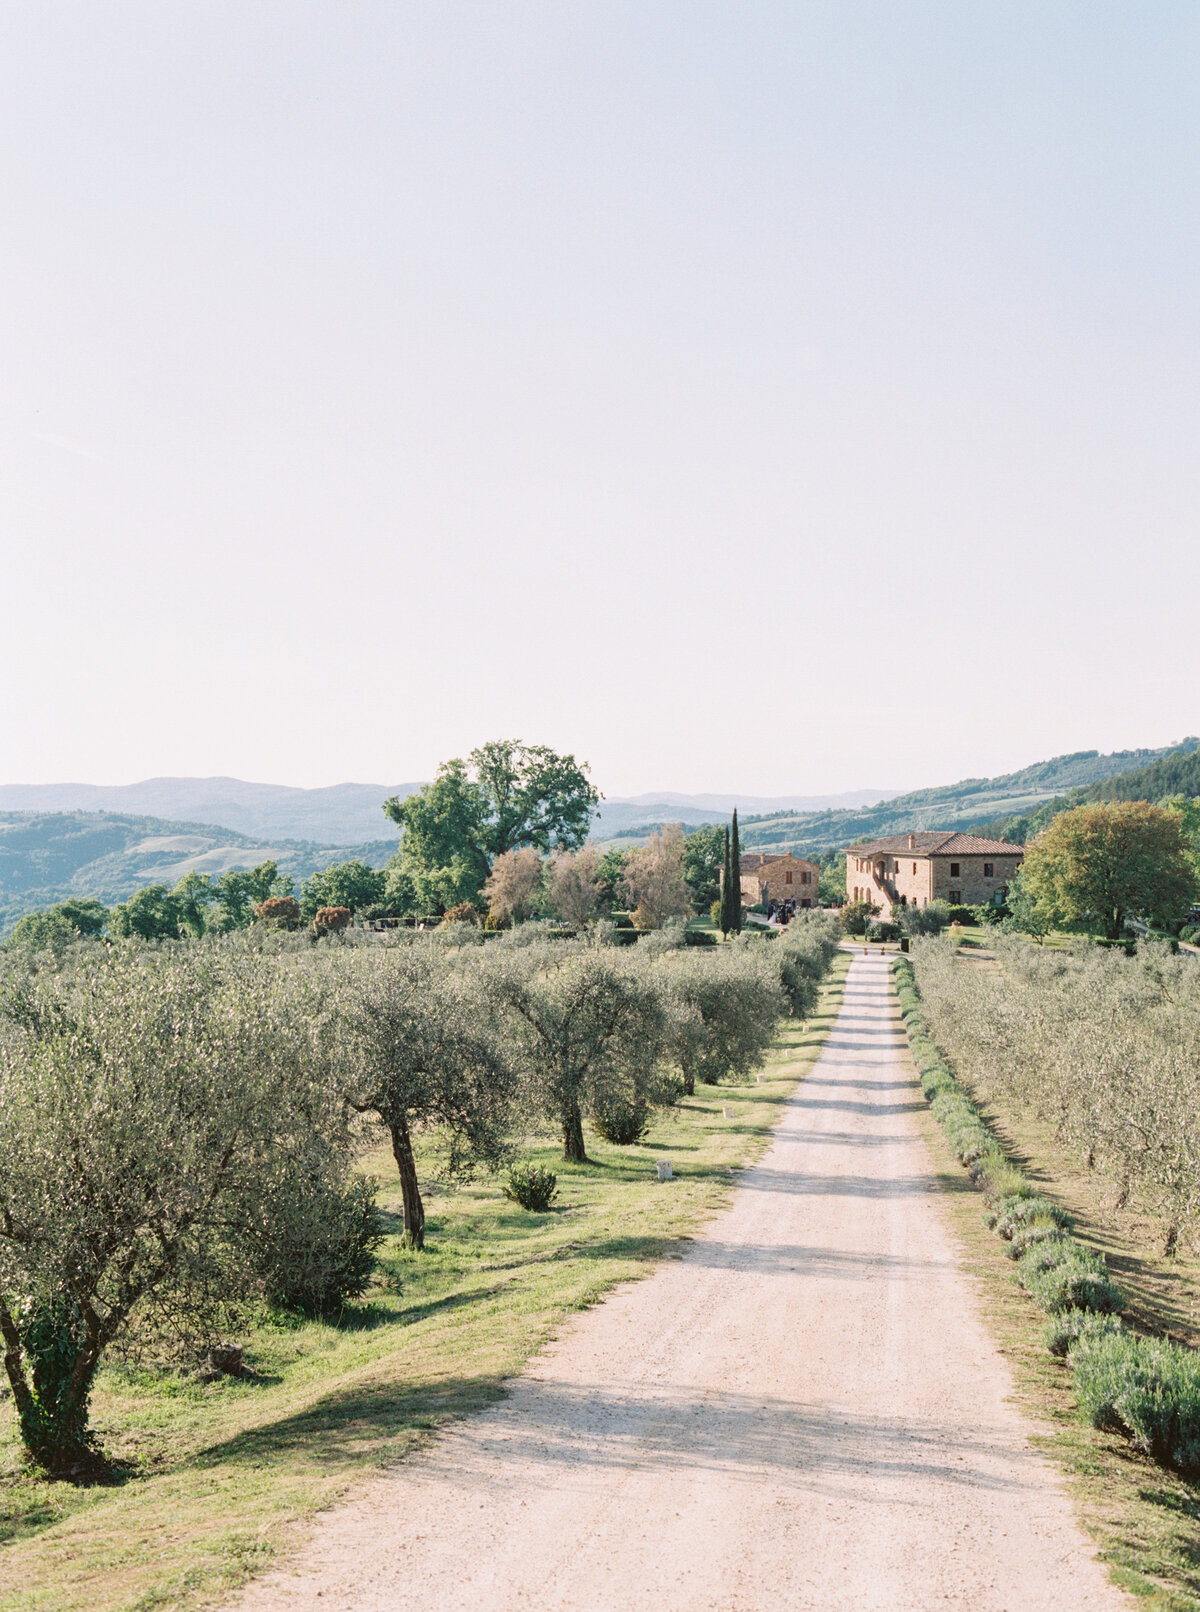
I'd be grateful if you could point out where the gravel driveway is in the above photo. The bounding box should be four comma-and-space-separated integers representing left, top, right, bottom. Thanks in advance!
232, 952, 1127, 1611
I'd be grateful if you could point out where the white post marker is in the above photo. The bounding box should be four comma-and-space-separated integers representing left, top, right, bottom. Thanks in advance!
722, 1106, 732, 1119
656, 1160, 673, 1181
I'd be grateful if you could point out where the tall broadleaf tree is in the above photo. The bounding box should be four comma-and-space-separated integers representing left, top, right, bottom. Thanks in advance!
383, 741, 600, 912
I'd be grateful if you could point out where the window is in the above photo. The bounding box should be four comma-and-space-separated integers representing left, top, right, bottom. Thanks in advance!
983, 862, 993, 878
801, 871, 810, 884
785, 871, 793, 885
912, 862, 917, 874
949, 890, 961, 904
949, 862, 960, 877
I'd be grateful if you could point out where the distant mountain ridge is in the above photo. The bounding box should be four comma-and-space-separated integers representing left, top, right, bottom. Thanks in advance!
0, 778, 417, 845
0, 777, 898, 847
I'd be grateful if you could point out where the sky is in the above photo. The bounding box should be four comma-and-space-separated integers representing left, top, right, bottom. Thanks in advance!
3, 2, 1198, 797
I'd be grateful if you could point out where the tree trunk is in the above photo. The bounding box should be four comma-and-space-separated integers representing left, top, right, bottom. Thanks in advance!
1108, 908, 1123, 941
48, 1335, 102, 1472
390, 1118, 426, 1249
0, 1297, 36, 1444
682, 1070, 695, 1097
561, 1101, 588, 1163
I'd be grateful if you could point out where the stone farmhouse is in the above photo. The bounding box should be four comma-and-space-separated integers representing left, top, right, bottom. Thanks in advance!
844, 831, 1024, 917
736, 851, 821, 909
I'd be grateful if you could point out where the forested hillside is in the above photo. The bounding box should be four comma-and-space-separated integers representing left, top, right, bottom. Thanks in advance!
973, 743, 1200, 843
0, 812, 397, 929
734, 741, 1197, 857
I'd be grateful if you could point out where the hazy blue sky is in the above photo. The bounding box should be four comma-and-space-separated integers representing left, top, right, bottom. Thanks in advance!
4, 3, 1198, 796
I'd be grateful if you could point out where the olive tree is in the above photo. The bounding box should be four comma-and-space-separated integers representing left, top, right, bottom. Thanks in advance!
775, 911, 841, 1018
482, 945, 666, 1161
336, 946, 516, 1248
0, 941, 372, 1474
662, 949, 785, 1095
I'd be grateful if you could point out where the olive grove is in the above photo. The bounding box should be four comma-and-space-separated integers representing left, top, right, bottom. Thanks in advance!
911, 933, 1200, 1254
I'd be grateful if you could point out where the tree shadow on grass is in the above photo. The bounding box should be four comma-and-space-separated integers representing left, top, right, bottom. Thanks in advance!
187, 1372, 512, 1476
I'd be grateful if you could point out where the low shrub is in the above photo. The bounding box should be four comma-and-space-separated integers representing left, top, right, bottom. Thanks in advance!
1073, 1331, 1200, 1473
1007, 1220, 1070, 1260
258, 1175, 383, 1316
442, 901, 481, 926
840, 900, 879, 936
591, 1095, 652, 1145
990, 1195, 1073, 1240
945, 906, 975, 925
313, 905, 352, 935
1018, 1238, 1123, 1314
503, 1162, 558, 1211
253, 896, 302, 930
1045, 1309, 1124, 1360
978, 1161, 1035, 1203
866, 920, 901, 943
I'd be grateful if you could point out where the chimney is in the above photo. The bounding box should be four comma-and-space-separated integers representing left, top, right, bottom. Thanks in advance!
907, 833, 915, 850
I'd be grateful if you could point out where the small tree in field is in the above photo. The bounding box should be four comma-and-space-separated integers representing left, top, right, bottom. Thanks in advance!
547, 844, 603, 928
620, 825, 692, 929
1022, 802, 1199, 940
482, 848, 543, 926
483, 946, 666, 1162
338, 948, 515, 1248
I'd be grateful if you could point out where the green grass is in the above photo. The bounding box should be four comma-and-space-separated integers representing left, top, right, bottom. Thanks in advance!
0, 953, 849, 1612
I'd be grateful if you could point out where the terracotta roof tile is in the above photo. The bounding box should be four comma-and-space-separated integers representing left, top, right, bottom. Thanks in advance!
844, 831, 1024, 857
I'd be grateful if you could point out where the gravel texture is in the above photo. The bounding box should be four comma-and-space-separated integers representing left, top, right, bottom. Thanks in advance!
230, 952, 1127, 1611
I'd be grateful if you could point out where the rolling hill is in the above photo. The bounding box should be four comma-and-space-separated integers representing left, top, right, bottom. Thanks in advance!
0, 779, 416, 845
733, 740, 1200, 858
0, 812, 398, 930
0, 777, 896, 847
973, 743, 1200, 844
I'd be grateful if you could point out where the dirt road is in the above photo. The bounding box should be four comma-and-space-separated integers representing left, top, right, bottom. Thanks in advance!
233, 953, 1126, 1611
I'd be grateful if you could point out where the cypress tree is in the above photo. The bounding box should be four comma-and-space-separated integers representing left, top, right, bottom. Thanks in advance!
729, 808, 742, 934
719, 824, 733, 935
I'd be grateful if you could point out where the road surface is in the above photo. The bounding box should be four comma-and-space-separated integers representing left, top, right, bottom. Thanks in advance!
232, 953, 1125, 1612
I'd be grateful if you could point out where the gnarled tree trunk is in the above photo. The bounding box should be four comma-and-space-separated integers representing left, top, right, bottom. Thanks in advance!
390, 1117, 426, 1249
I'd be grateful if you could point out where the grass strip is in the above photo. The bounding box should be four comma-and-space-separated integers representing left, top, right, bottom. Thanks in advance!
0, 953, 849, 1612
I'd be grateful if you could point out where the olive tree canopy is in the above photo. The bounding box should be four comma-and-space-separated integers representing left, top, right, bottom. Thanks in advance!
0, 941, 371, 1473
